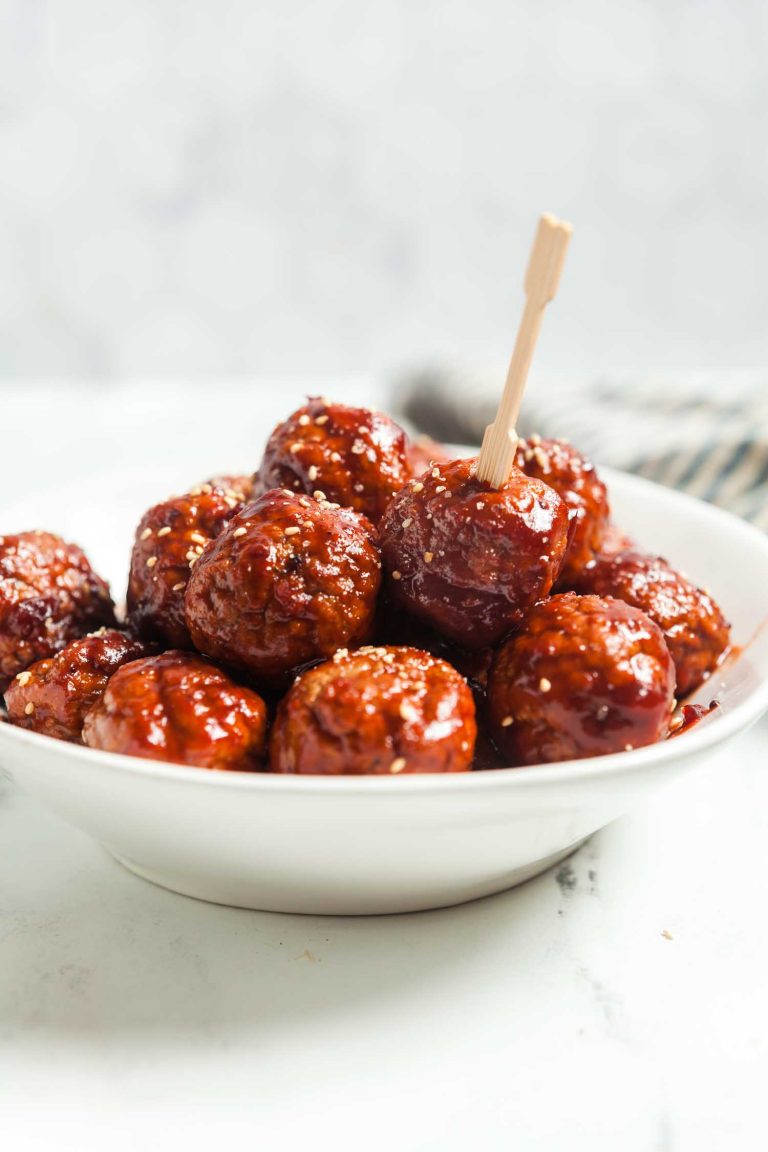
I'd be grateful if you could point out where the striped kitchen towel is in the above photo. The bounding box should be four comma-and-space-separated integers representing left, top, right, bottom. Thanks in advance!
394, 369, 768, 530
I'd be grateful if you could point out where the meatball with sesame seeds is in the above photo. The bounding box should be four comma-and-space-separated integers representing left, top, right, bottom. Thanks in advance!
514, 436, 610, 586
570, 549, 730, 697
83, 651, 268, 770
205, 474, 255, 503
184, 489, 382, 681
127, 484, 244, 649
4, 628, 154, 742
407, 435, 451, 477
259, 398, 411, 524
0, 531, 116, 692
270, 645, 476, 775
487, 593, 675, 765
379, 456, 571, 649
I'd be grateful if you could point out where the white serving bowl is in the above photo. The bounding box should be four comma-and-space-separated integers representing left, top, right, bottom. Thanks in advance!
1, 465, 767, 915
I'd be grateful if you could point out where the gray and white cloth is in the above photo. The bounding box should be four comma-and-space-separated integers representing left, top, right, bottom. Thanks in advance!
393, 369, 768, 531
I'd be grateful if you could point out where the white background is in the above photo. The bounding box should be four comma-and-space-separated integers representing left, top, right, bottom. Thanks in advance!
1, 0, 767, 381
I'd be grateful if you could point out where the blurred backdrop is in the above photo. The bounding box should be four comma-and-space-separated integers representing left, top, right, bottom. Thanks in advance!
1, 0, 767, 383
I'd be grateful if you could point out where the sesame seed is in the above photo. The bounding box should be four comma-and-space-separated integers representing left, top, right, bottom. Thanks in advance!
308, 465, 318, 482
186, 550, 198, 562
172, 582, 185, 592
225, 497, 238, 508
431, 468, 440, 478
16, 670, 32, 686
284, 526, 300, 536
391, 570, 402, 580
190, 532, 206, 545
353, 483, 364, 493
539, 677, 552, 692
390, 757, 407, 774
157, 526, 171, 538
334, 648, 349, 661
357, 425, 367, 435
200, 483, 213, 495
476, 502, 485, 511
351, 439, 365, 454
313, 490, 326, 501
402, 517, 413, 528
299, 497, 311, 508
315, 415, 329, 425
140, 527, 152, 541
412, 482, 424, 493
326, 501, 341, 509
399, 701, 418, 721
195, 545, 204, 554
233, 527, 247, 538
624, 744, 634, 751
188, 555, 198, 567
501, 716, 514, 727
290, 442, 302, 453
330, 452, 341, 463
424, 552, 434, 563
298, 414, 311, 426
146, 556, 157, 568
24, 702, 35, 716
435, 485, 446, 494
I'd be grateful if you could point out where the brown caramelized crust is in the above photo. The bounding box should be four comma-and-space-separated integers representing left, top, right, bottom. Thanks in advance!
127, 484, 243, 649
185, 489, 382, 681
487, 593, 675, 765
514, 437, 610, 586
570, 549, 730, 697
0, 531, 116, 692
378, 457, 571, 649
270, 645, 476, 775
82, 651, 268, 770
259, 398, 411, 524
4, 628, 154, 742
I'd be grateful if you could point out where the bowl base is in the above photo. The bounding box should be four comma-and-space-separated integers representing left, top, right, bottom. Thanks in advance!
108, 839, 589, 916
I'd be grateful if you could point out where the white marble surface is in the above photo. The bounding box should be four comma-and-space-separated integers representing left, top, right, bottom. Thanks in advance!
1, 1, 768, 378
1, 381, 768, 1150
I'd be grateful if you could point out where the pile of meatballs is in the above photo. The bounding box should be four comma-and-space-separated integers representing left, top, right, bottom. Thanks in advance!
0, 398, 731, 775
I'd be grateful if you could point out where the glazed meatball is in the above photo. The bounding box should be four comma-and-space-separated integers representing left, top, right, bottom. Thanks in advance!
270, 645, 476, 775
83, 651, 268, 770
205, 474, 254, 502
127, 484, 243, 648
4, 628, 153, 742
379, 457, 571, 649
185, 489, 381, 681
407, 435, 451, 477
487, 593, 675, 765
0, 531, 116, 692
259, 398, 410, 524
571, 550, 730, 697
515, 436, 610, 585
600, 521, 634, 557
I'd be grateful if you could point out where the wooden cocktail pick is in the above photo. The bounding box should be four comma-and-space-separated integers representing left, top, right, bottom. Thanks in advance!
476, 213, 572, 488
